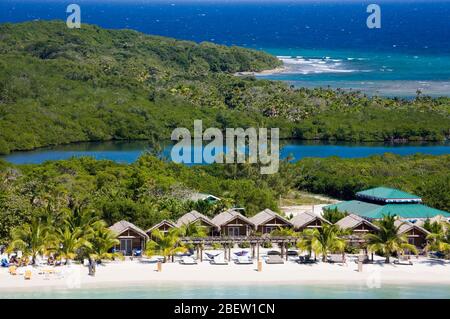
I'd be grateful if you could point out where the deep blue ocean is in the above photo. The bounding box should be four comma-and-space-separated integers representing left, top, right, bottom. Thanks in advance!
1, 0, 450, 96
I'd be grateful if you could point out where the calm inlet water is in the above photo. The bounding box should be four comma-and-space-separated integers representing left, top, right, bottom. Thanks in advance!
2, 283, 450, 299
1, 140, 449, 165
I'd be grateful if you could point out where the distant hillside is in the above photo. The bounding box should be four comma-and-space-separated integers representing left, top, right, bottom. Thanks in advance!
0, 21, 449, 154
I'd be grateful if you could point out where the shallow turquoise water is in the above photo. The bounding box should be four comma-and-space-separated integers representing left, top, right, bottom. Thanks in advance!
1, 140, 449, 165
257, 48, 450, 97
2, 283, 449, 299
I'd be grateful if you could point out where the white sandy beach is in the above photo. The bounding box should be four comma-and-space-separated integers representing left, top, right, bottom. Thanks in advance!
234, 66, 287, 76
1, 251, 449, 292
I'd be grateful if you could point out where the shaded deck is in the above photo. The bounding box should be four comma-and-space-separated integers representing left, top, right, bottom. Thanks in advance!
180, 236, 300, 261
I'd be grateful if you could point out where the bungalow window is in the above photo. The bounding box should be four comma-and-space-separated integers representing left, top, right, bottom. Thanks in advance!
120, 239, 133, 256
228, 227, 240, 237
264, 226, 276, 234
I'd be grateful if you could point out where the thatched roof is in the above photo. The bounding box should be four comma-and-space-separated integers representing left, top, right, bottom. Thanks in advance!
109, 220, 149, 239
176, 210, 217, 228
335, 214, 379, 231
249, 209, 293, 227
395, 220, 430, 235
291, 211, 331, 229
146, 219, 177, 234
212, 209, 255, 228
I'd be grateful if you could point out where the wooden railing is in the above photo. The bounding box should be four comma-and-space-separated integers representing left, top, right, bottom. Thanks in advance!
180, 235, 299, 245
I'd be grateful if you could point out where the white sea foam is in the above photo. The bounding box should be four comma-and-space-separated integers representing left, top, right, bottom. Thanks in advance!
275, 56, 358, 74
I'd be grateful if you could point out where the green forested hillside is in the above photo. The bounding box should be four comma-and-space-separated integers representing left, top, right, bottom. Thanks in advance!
0, 20, 449, 155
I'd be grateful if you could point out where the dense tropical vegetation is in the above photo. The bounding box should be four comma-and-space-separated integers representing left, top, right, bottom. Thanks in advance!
0, 21, 449, 155
0, 153, 449, 245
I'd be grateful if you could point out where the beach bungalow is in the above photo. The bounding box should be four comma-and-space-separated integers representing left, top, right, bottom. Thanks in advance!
395, 220, 430, 251
249, 209, 293, 234
176, 210, 218, 235
335, 214, 380, 234
335, 214, 380, 247
146, 220, 177, 236
291, 211, 331, 231
212, 209, 255, 237
109, 220, 149, 256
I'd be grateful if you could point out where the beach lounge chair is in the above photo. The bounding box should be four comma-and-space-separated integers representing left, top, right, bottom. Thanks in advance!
1, 258, 9, 268
24, 269, 32, 280
211, 254, 228, 265
297, 255, 317, 264
9, 265, 17, 275
266, 255, 284, 264
329, 254, 346, 264
355, 254, 372, 264
205, 252, 220, 261
233, 250, 249, 257
394, 255, 413, 265
235, 256, 253, 264
180, 256, 197, 265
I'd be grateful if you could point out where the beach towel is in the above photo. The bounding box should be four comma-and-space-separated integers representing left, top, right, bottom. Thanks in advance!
233, 251, 248, 257
205, 252, 220, 260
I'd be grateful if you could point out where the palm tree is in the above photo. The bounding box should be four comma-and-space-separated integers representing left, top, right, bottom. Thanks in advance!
88, 226, 122, 262
366, 215, 418, 263
311, 225, 347, 262
297, 228, 319, 260
270, 227, 298, 237
322, 208, 347, 224
8, 218, 52, 264
425, 221, 450, 255
423, 219, 444, 234
53, 225, 91, 264
145, 228, 187, 263
180, 222, 208, 238
65, 204, 103, 239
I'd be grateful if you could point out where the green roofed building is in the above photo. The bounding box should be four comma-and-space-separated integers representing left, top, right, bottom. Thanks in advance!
324, 187, 449, 220
356, 187, 422, 204
362, 204, 449, 219
325, 200, 382, 217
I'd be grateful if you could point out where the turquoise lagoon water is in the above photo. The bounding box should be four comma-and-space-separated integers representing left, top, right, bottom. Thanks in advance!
1, 140, 449, 165
2, 283, 450, 299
